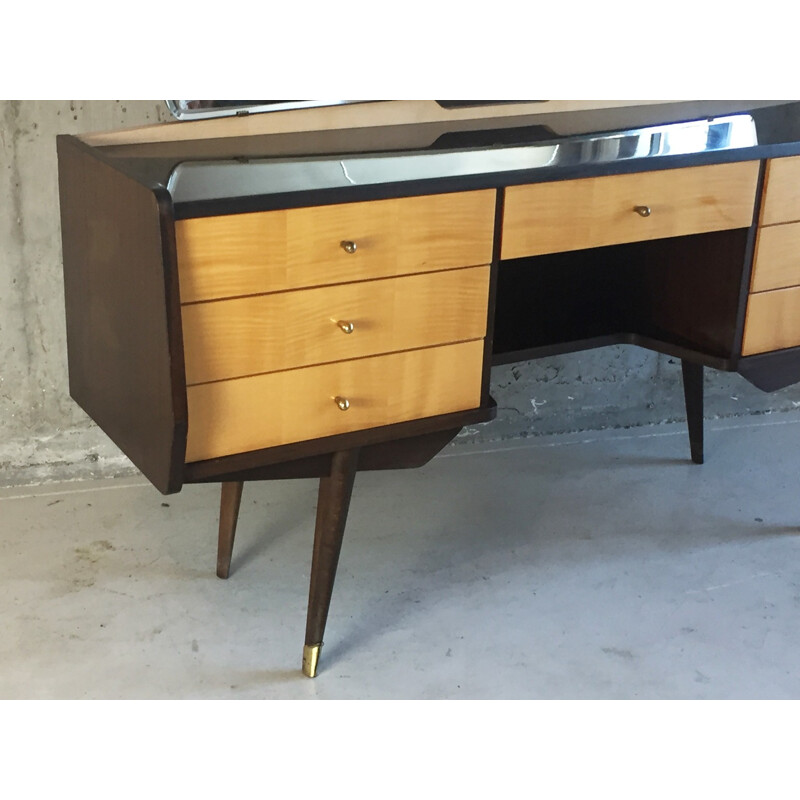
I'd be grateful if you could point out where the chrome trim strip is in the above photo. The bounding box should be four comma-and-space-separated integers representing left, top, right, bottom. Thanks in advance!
165, 100, 364, 122
167, 114, 758, 204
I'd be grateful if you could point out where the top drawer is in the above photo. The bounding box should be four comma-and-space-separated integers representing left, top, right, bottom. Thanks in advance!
175, 190, 496, 303
760, 156, 800, 226
501, 161, 760, 260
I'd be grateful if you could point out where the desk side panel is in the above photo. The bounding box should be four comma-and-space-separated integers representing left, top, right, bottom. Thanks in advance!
57, 136, 187, 494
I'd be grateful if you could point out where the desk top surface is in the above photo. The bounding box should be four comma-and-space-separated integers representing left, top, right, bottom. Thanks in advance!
65, 100, 800, 218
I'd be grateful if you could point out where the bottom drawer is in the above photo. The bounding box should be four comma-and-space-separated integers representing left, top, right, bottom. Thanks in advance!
742, 287, 800, 355
185, 340, 485, 462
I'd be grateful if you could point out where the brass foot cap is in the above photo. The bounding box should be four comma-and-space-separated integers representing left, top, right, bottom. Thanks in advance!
302, 643, 322, 678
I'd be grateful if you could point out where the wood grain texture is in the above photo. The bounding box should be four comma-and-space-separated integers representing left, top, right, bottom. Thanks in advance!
750, 222, 800, 292
185, 340, 485, 462
742, 286, 800, 355
175, 190, 496, 303
57, 136, 187, 494
304, 448, 360, 657
216, 481, 243, 579
183, 403, 495, 482
494, 229, 750, 362
79, 101, 676, 146
501, 161, 760, 260
186, 428, 463, 483
182, 265, 490, 384
760, 156, 800, 226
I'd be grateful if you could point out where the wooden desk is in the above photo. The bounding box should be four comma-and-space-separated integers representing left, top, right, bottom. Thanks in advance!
57, 101, 800, 677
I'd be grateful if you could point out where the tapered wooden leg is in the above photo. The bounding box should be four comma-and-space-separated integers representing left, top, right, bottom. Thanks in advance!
217, 481, 244, 579
302, 448, 360, 677
681, 360, 704, 465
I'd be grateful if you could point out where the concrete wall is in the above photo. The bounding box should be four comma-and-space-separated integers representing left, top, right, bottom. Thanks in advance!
2, 100, 799, 488
1, 101, 170, 485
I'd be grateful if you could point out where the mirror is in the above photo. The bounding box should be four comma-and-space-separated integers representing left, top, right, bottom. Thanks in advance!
166, 100, 364, 121
165, 101, 540, 121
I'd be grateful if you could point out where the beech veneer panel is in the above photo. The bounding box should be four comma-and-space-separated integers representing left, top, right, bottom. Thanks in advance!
182, 266, 490, 385
175, 190, 496, 303
760, 156, 800, 226
742, 286, 800, 355
750, 222, 800, 293
185, 340, 485, 462
502, 161, 759, 259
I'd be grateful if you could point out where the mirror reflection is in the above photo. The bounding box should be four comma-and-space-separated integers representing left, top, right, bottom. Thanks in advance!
166, 100, 359, 121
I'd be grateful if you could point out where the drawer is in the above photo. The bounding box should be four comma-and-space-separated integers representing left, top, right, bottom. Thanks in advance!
175, 190, 496, 303
760, 156, 800, 226
750, 222, 800, 293
501, 161, 760, 260
742, 286, 800, 355
182, 265, 490, 385
185, 340, 485, 462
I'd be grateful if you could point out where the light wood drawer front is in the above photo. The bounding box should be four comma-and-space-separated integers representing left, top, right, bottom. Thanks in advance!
750, 222, 800, 293
760, 156, 800, 226
182, 266, 490, 385
502, 161, 760, 260
176, 190, 496, 303
742, 287, 800, 355
185, 340, 485, 462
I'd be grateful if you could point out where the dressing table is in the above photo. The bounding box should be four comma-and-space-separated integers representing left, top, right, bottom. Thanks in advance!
57, 100, 800, 677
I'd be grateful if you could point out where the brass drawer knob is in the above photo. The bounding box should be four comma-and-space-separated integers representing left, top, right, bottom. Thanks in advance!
340, 240, 358, 254
334, 396, 350, 411
337, 320, 355, 334
634, 205, 652, 217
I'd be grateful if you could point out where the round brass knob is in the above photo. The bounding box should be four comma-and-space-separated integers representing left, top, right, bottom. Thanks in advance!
337, 320, 355, 334
334, 396, 350, 411
634, 205, 652, 217
340, 240, 358, 254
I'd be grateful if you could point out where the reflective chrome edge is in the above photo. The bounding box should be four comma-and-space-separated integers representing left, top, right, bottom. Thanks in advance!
165, 100, 366, 122
167, 114, 758, 203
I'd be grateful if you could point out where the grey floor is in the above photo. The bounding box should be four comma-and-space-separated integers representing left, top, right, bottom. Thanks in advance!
2, 413, 800, 700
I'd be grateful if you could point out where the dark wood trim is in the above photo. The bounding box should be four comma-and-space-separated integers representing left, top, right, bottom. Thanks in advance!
492, 333, 737, 372
186, 428, 463, 484
156, 186, 188, 492
681, 360, 705, 464
738, 346, 800, 391
217, 481, 243, 579
304, 449, 361, 666
481, 189, 504, 407
732, 159, 768, 359
57, 136, 187, 494
206, 429, 464, 587
183, 402, 496, 484
491, 228, 752, 372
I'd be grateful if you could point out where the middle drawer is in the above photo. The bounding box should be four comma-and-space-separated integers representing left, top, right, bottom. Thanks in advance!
749, 222, 800, 293
182, 265, 491, 385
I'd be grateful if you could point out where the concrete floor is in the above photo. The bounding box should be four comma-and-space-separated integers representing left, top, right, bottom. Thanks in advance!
2, 413, 800, 700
